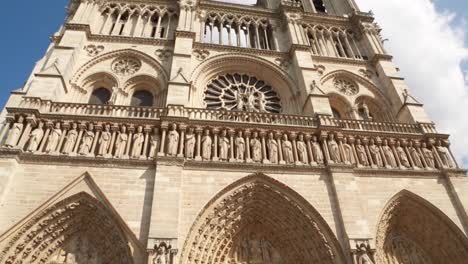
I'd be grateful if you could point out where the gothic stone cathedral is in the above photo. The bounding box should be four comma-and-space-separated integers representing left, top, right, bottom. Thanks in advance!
0, 0, 467, 263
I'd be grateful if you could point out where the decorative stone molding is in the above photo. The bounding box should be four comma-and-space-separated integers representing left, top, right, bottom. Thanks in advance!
111, 57, 142, 76
84, 44, 104, 57
155, 49, 173, 61
334, 78, 359, 96
192, 49, 210, 61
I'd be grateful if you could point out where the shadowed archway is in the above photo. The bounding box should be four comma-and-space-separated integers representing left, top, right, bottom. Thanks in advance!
180, 173, 346, 264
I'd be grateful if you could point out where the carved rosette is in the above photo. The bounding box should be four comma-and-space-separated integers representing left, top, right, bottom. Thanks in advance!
111, 57, 142, 76
333, 78, 359, 96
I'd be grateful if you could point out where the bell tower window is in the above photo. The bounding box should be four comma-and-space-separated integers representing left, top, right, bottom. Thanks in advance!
89, 88, 111, 105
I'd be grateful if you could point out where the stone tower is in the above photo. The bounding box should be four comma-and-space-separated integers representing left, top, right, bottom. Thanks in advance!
0, 0, 466, 263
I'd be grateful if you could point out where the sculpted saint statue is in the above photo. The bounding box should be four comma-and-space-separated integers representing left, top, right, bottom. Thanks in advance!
311, 136, 324, 164
167, 124, 179, 156
98, 124, 112, 157
218, 130, 230, 161
357, 244, 374, 264
369, 139, 384, 167
328, 134, 341, 163
395, 141, 411, 168
79, 124, 95, 155
4, 116, 24, 148
296, 134, 308, 164
235, 131, 245, 161
258, 93, 267, 113
421, 143, 435, 168
62, 123, 79, 154
108, 86, 119, 105
26, 122, 45, 153
149, 129, 159, 159
131, 126, 145, 158
408, 142, 423, 168
267, 133, 278, 164
282, 134, 294, 164
185, 128, 196, 159
355, 139, 369, 166
153, 242, 171, 264
201, 130, 212, 161
114, 126, 128, 158
251, 132, 262, 162
382, 140, 397, 168
45, 123, 62, 154
436, 140, 455, 168
341, 138, 354, 164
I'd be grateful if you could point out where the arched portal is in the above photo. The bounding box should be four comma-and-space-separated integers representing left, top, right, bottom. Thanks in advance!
180, 173, 346, 264
376, 190, 468, 264
0, 192, 134, 264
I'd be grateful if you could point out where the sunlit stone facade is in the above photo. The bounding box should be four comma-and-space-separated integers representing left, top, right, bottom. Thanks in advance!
0, 0, 467, 263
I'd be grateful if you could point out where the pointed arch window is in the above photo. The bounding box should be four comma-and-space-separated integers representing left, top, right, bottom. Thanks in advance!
131, 90, 154, 107
331, 107, 342, 119
89, 88, 111, 105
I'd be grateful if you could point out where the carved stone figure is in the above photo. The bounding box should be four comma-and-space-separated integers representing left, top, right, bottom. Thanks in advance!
382, 140, 397, 168
98, 124, 112, 157
357, 243, 374, 264
153, 242, 171, 264
149, 129, 159, 159
79, 124, 95, 155
251, 132, 262, 162
108, 86, 119, 105
355, 139, 369, 166
359, 102, 371, 120
114, 126, 128, 158
436, 140, 455, 168
296, 134, 308, 164
131, 126, 145, 158
408, 142, 423, 168
26, 122, 44, 152
62, 123, 78, 154
167, 124, 179, 157
4, 116, 24, 148
185, 128, 196, 159
328, 134, 341, 163
45, 123, 62, 153
369, 139, 384, 167
311, 136, 324, 164
396, 141, 411, 168
202, 130, 212, 161
421, 143, 435, 168
218, 130, 230, 161
267, 133, 278, 164
235, 131, 245, 161
282, 134, 294, 164
341, 138, 354, 164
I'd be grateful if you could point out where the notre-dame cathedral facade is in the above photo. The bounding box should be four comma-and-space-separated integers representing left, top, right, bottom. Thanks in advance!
0, 0, 467, 263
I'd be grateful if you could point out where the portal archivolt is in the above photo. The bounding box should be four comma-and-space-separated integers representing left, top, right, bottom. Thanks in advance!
376, 190, 468, 264
180, 173, 346, 264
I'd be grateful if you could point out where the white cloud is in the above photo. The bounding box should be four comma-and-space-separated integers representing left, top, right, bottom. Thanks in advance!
356, 0, 468, 165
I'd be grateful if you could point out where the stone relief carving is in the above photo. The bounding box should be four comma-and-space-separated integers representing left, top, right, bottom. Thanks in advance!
234, 232, 282, 264
111, 57, 142, 76
296, 134, 308, 164
185, 127, 196, 160
341, 138, 354, 164
274, 58, 291, 70
114, 126, 128, 159
436, 140, 455, 168
193, 49, 210, 61
267, 133, 278, 164
383, 236, 433, 264
84, 44, 104, 57
204, 73, 282, 113
328, 134, 341, 163
333, 78, 359, 96
151, 242, 173, 264
62, 123, 79, 155
218, 130, 230, 161
167, 124, 179, 157
355, 139, 369, 167
149, 128, 160, 159
313, 64, 326, 75
395, 141, 410, 168
155, 49, 173, 61
235, 131, 245, 161
369, 139, 384, 167
382, 140, 397, 168
4, 116, 24, 148
355, 242, 375, 264
421, 143, 435, 168
408, 142, 423, 168
251, 132, 262, 163
202, 129, 212, 161
311, 136, 324, 164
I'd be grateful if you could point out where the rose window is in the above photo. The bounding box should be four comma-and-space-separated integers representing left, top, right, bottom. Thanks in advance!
111, 57, 142, 76
333, 78, 359, 96
204, 73, 282, 113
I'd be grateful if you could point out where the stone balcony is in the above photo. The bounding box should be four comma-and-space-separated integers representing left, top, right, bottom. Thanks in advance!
0, 97, 458, 172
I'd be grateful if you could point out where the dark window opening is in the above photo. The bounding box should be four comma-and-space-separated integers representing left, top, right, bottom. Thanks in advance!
331, 107, 342, 119
131, 90, 154, 107
89, 88, 111, 105
314, 0, 327, 13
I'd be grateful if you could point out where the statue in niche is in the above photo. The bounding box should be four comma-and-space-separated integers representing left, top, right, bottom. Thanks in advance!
79, 123, 95, 155
26, 122, 44, 152
108, 86, 119, 105
98, 124, 112, 157
267, 132, 278, 164
421, 143, 435, 168
282, 134, 294, 164
152, 242, 171, 264
62, 123, 78, 154
167, 124, 179, 157
408, 142, 423, 168
311, 136, 324, 164
185, 127, 196, 159
234, 90, 245, 112
328, 134, 341, 163
251, 132, 262, 162
114, 126, 128, 158
382, 140, 397, 168
356, 243, 374, 264
218, 130, 230, 161
149, 128, 159, 159
436, 140, 455, 168
369, 139, 384, 167
342, 137, 354, 164
258, 93, 267, 113
395, 141, 411, 168
247, 89, 257, 112
4, 116, 24, 148
235, 131, 245, 161
296, 134, 308, 164
202, 129, 212, 161
45, 122, 62, 153
131, 126, 145, 158
359, 102, 371, 120
355, 139, 369, 166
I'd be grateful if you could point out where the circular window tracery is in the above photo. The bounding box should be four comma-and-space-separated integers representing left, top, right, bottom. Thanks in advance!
204, 73, 282, 113
333, 78, 359, 96
112, 57, 142, 76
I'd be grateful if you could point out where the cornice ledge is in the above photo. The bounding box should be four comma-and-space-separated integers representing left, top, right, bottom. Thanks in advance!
352, 167, 445, 178
311, 55, 370, 66
193, 42, 287, 58
200, 0, 276, 16
183, 159, 327, 173
175, 31, 196, 40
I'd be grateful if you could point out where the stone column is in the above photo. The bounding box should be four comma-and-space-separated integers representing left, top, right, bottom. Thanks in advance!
276, 132, 285, 165
158, 123, 168, 156
305, 134, 315, 166
17, 117, 35, 149
177, 125, 186, 158
245, 130, 252, 163
291, 133, 300, 165
108, 124, 118, 157
195, 128, 202, 161
260, 131, 269, 164
38, 122, 53, 153
57, 122, 69, 155
141, 126, 151, 160
90, 123, 101, 157
212, 128, 219, 162
124, 125, 134, 159
229, 129, 236, 162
